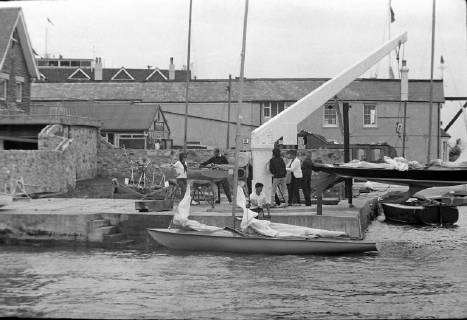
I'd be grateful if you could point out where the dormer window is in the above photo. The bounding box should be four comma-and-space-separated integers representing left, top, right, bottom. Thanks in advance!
145, 68, 167, 81
68, 68, 91, 80
111, 68, 134, 81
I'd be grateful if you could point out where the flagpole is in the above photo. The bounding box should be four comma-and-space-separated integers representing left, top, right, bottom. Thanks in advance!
232, 0, 249, 229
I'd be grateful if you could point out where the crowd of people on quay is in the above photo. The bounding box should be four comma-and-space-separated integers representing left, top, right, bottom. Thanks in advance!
171, 146, 319, 215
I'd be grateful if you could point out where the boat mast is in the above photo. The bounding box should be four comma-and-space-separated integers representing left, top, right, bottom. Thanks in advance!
183, 0, 193, 151
232, 0, 249, 228
426, 0, 436, 164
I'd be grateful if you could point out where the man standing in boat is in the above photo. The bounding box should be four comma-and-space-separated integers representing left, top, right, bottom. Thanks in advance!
200, 148, 232, 203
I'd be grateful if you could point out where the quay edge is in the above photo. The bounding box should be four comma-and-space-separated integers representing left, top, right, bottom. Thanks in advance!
0, 197, 379, 249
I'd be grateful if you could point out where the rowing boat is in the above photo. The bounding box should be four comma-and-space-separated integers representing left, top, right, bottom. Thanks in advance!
147, 228, 377, 254
381, 202, 459, 226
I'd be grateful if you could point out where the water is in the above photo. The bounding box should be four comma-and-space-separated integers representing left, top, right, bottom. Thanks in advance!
1, 213, 467, 319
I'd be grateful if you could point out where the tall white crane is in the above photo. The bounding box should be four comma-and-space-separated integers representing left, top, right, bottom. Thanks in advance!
250, 32, 408, 200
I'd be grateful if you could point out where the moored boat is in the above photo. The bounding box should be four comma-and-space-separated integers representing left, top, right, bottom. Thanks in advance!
311, 163, 467, 188
147, 228, 377, 254
381, 202, 458, 226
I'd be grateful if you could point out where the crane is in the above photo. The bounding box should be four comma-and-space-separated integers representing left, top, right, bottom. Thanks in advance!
250, 32, 408, 200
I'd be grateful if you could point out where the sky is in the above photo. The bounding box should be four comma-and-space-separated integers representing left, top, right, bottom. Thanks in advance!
1, 0, 467, 140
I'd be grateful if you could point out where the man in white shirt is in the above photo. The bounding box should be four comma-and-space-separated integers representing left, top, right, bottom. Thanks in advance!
286, 150, 303, 206
248, 182, 271, 219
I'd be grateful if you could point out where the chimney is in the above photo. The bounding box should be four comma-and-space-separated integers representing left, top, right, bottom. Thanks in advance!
169, 57, 175, 80
94, 57, 103, 80
400, 60, 409, 101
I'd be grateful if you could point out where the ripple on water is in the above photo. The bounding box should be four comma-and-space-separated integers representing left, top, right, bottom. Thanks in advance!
0, 212, 467, 319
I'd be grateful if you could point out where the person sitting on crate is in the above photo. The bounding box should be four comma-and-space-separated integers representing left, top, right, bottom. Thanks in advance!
248, 182, 271, 219
200, 148, 232, 204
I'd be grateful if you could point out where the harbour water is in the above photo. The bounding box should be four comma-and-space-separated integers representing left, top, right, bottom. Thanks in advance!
1, 211, 466, 319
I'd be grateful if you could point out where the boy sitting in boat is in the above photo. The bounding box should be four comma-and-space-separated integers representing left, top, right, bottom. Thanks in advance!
248, 182, 271, 219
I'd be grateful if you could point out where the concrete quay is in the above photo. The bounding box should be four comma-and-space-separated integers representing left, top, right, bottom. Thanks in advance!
0, 195, 380, 248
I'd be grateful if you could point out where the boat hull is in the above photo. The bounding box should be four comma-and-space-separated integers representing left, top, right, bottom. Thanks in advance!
381, 203, 459, 226
147, 228, 377, 254
312, 164, 467, 187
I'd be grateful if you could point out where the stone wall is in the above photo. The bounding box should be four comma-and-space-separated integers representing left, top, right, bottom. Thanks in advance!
39, 124, 98, 180
97, 140, 220, 178
0, 123, 99, 194
0, 149, 75, 194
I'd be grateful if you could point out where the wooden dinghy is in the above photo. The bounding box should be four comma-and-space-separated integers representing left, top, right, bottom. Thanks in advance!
147, 228, 377, 255
381, 202, 459, 226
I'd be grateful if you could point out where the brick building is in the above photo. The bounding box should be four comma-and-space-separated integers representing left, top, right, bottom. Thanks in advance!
36, 56, 189, 82
0, 7, 40, 112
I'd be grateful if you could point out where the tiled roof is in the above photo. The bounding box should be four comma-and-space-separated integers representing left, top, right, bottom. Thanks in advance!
0, 7, 40, 78
0, 8, 20, 69
31, 78, 445, 103
88, 103, 158, 130
39, 67, 188, 82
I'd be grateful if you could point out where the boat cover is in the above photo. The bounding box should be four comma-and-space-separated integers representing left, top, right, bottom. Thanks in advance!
172, 185, 223, 232
340, 156, 467, 171
236, 186, 347, 238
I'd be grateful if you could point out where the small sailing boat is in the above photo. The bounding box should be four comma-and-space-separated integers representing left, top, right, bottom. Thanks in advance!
147, 185, 377, 254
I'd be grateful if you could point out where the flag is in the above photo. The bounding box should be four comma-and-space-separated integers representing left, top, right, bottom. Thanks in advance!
440, 55, 445, 64
390, 6, 395, 23
46, 17, 54, 26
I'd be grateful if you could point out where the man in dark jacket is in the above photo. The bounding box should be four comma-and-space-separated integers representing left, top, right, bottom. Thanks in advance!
200, 148, 232, 203
301, 153, 313, 206
269, 148, 288, 207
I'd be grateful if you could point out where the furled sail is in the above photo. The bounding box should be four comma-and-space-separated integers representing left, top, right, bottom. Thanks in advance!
236, 186, 347, 238
172, 184, 222, 232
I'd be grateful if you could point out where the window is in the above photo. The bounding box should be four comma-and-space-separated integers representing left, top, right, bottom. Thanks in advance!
0, 80, 6, 100
323, 104, 338, 127
37, 60, 48, 67
371, 148, 383, 162
363, 104, 377, 127
59, 60, 71, 67
70, 61, 80, 67
47, 60, 59, 67
356, 148, 366, 160
16, 82, 22, 102
263, 103, 271, 119
262, 101, 289, 121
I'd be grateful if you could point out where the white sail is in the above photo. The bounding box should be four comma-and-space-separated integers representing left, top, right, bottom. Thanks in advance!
236, 186, 347, 238
172, 184, 222, 232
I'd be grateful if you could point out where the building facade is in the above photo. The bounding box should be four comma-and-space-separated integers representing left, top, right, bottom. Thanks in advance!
31, 78, 445, 163
36, 56, 189, 82
0, 7, 40, 113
